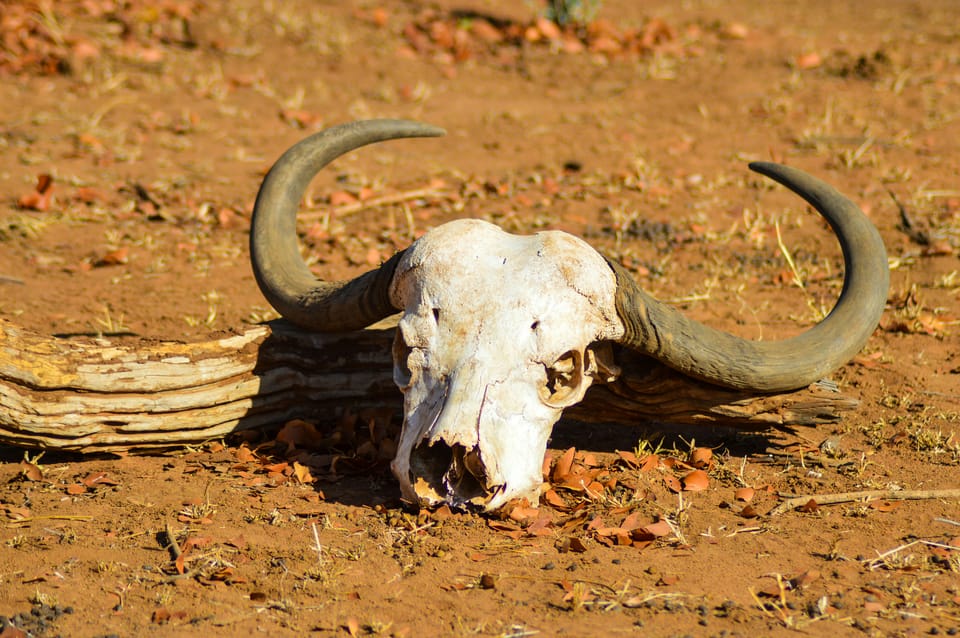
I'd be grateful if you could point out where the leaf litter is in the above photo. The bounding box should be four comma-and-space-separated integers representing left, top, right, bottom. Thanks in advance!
1, 1, 960, 636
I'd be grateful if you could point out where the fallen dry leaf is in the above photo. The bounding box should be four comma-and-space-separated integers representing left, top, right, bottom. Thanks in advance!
642, 519, 672, 537
663, 474, 682, 493
19, 461, 43, 481
552, 447, 576, 482
82, 471, 119, 488
18, 173, 54, 211
868, 499, 901, 513
292, 461, 315, 484
795, 52, 823, 69
688, 447, 713, 469
797, 499, 820, 513
682, 469, 710, 492
94, 247, 129, 267
616, 450, 640, 468
739, 504, 760, 519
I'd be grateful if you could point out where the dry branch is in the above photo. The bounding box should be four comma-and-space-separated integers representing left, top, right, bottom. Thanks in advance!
770, 488, 960, 516
0, 318, 860, 454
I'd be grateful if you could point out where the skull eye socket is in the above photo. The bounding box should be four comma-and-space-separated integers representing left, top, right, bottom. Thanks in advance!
540, 349, 585, 408
392, 330, 414, 390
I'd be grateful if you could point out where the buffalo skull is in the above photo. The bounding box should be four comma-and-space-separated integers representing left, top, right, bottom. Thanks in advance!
250, 120, 889, 511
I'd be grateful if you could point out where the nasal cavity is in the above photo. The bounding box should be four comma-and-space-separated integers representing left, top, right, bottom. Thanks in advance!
409, 440, 497, 509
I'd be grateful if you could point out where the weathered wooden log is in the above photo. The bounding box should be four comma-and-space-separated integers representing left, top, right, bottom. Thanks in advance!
0, 318, 857, 454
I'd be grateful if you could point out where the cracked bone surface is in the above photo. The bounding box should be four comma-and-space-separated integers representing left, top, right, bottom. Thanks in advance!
388, 219, 624, 510
249, 119, 889, 513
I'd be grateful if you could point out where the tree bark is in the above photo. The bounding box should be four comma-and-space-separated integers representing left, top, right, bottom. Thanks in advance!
0, 318, 858, 454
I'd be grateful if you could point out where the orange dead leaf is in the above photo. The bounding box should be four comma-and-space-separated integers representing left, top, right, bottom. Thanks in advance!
506, 498, 540, 523
797, 499, 820, 513
263, 461, 289, 473
276, 419, 321, 452
791, 570, 820, 589
853, 351, 885, 369
469, 552, 493, 562
739, 504, 760, 518
329, 190, 358, 207
181, 536, 212, 552
292, 461, 315, 484
18, 174, 54, 211
868, 500, 901, 513
734, 487, 756, 502
535, 17, 562, 41
795, 52, 823, 69
642, 520, 672, 537
543, 489, 568, 510
19, 461, 43, 481
580, 452, 600, 468
95, 247, 129, 267
616, 450, 640, 468
3, 506, 31, 521
663, 474, 682, 493
82, 471, 119, 488
280, 108, 322, 129
682, 469, 709, 492
638, 454, 660, 472
567, 537, 588, 553
74, 186, 104, 203
688, 447, 713, 469
552, 447, 576, 483
66, 483, 87, 495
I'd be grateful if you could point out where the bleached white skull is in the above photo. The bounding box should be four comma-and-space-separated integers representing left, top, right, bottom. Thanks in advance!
249, 119, 889, 511
387, 220, 623, 509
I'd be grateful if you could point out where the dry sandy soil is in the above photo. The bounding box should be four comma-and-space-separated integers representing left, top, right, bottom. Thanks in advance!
1, 1, 959, 636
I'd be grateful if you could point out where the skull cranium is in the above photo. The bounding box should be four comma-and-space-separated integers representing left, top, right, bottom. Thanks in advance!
388, 219, 623, 509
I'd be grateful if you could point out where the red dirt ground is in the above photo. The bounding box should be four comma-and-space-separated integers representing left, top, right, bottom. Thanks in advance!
1, 1, 958, 636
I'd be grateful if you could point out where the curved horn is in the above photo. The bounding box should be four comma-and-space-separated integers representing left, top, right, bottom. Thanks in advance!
608, 162, 889, 392
250, 119, 445, 331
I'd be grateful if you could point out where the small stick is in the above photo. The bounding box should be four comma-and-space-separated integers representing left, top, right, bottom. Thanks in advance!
311, 521, 323, 563
0, 275, 25, 285
888, 189, 930, 245
164, 521, 182, 559
300, 187, 452, 220
770, 488, 960, 516
7, 514, 93, 524
935, 517, 960, 527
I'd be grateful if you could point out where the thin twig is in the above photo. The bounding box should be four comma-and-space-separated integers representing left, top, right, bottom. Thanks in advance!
888, 188, 930, 245
300, 187, 452, 220
0, 275, 25, 285
762, 450, 852, 469
311, 521, 323, 563
936, 517, 960, 527
770, 488, 960, 516
164, 521, 182, 559
7, 514, 93, 524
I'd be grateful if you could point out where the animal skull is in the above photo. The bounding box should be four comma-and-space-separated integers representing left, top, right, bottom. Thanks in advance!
387, 220, 623, 510
249, 119, 889, 511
